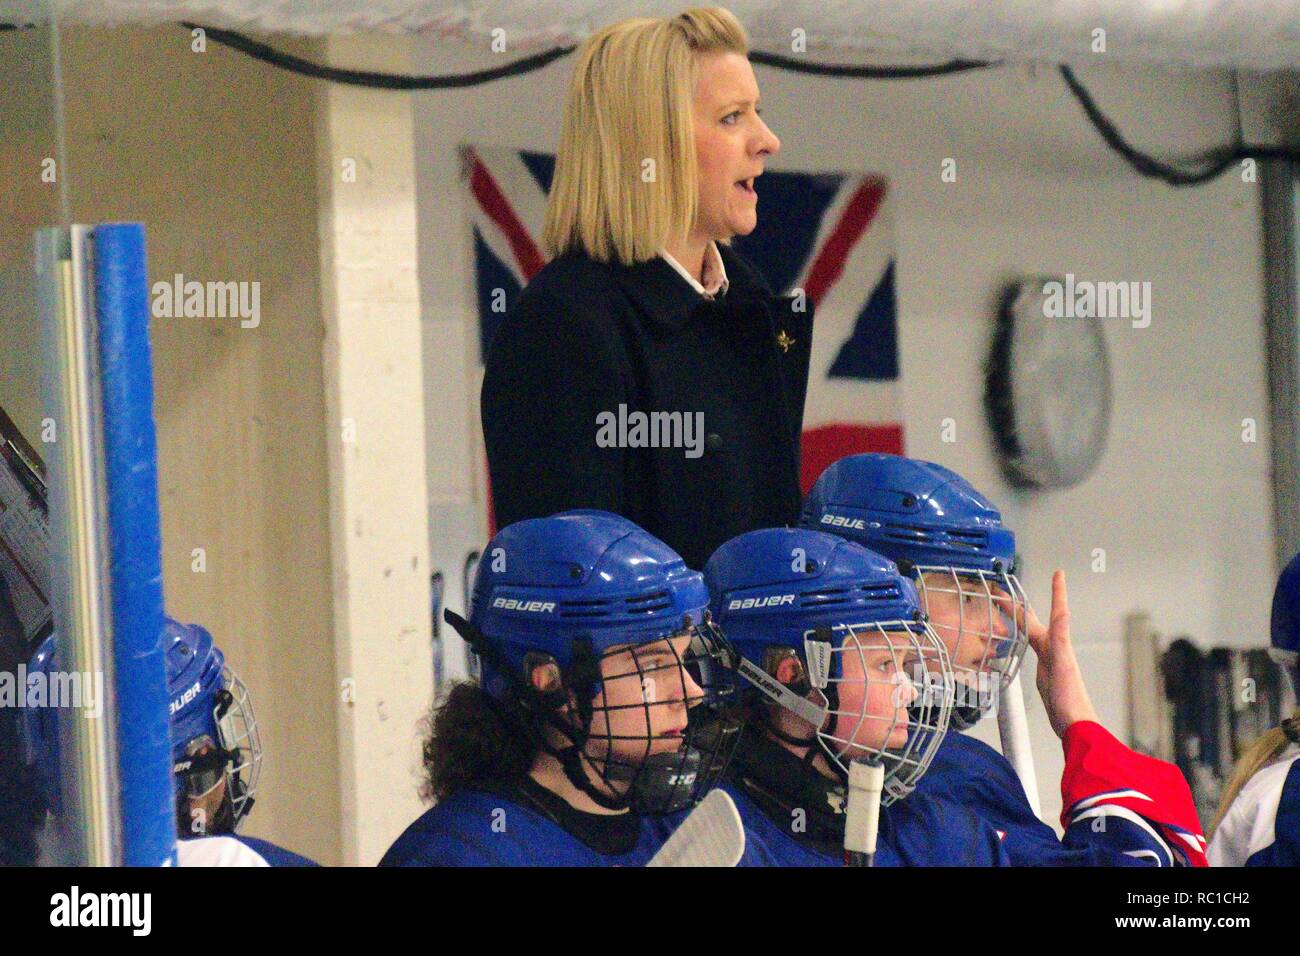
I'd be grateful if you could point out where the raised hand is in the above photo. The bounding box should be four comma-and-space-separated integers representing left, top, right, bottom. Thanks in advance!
1018, 570, 1100, 739
998, 567, 1102, 738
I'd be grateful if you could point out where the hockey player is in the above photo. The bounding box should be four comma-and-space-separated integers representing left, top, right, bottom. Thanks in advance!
23, 618, 317, 867
705, 526, 1011, 865
1208, 551, 1300, 866
380, 510, 741, 867
801, 453, 1207, 866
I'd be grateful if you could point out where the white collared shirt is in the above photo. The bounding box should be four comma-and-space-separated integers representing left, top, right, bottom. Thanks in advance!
658, 241, 730, 299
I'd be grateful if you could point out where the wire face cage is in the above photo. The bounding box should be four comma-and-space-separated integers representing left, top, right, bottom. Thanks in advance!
176, 666, 263, 836
580, 617, 741, 816
912, 564, 1030, 713
217, 665, 263, 831
805, 618, 955, 804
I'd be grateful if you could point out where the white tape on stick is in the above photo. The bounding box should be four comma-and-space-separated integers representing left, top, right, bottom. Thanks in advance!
646, 789, 745, 867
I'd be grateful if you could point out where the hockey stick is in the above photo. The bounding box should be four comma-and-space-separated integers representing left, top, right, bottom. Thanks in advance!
844, 760, 885, 866
998, 671, 1042, 818
646, 789, 745, 867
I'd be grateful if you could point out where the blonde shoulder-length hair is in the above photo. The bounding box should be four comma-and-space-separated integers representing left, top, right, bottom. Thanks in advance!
1210, 709, 1300, 838
541, 7, 750, 266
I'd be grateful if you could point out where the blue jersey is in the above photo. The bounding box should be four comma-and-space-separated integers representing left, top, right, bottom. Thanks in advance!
380, 781, 666, 867
720, 729, 1008, 866
724, 782, 1009, 866
1208, 746, 1300, 867
917, 723, 1206, 866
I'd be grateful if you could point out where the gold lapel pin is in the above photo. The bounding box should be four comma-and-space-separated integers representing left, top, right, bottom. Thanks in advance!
776, 330, 795, 353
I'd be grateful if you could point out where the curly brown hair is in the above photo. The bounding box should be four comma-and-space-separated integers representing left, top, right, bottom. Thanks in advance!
418, 681, 540, 802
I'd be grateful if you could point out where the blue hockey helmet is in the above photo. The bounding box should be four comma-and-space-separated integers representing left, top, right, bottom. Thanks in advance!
801, 454, 1030, 719
1272, 552, 1300, 699
802, 454, 1017, 574
447, 510, 741, 815
704, 527, 953, 803
468, 510, 712, 683
164, 618, 261, 836
21, 618, 261, 836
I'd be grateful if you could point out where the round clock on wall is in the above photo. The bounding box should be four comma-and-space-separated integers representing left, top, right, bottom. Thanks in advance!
986, 276, 1113, 489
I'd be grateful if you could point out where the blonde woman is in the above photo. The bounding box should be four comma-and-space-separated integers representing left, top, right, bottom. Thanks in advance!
1207, 552, 1300, 866
481, 8, 812, 571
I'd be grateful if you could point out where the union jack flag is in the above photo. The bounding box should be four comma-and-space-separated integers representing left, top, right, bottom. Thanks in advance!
461, 144, 904, 528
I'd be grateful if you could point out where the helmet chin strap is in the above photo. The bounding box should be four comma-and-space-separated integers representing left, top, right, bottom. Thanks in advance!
548, 636, 636, 812
762, 709, 818, 748
947, 663, 998, 730
948, 701, 986, 731
808, 741, 843, 783
814, 684, 850, 785
758, 705, 849, 785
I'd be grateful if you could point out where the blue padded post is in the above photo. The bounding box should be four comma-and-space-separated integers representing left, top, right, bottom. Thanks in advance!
92, 223, 175, 866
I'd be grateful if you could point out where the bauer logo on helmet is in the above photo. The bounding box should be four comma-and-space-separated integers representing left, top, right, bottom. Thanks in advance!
491, 598, 558, 613
820, 514, 868, 531
727, 594, 796, 611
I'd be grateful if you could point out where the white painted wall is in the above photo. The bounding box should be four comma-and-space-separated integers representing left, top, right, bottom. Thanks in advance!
3, 25, 347, 864
317, 33, 435, 866
0, 25, 59, 442
4, 26, 434, 866
409, 40, 1277, 827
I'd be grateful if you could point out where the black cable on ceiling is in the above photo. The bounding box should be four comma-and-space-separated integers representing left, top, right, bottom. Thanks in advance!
178, 21, 997, 84
179, 21, 576, 89
1058, 64, 1300, 187
5, 19, 1298, 186
747, 49, 998, 78
177, 24, 1300, 184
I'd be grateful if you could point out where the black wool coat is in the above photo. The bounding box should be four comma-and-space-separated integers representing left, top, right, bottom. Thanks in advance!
481, 242, 814, 571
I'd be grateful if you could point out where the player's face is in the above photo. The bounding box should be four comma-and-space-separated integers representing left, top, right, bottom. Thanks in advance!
832, 631, 916, 753
919, 571, 1013, 677
691, 51, 780, 242
178, 737, 230, 836
587, 633, 703, 764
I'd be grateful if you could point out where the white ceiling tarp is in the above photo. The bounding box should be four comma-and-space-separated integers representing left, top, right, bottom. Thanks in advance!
3, 0, 1299, 71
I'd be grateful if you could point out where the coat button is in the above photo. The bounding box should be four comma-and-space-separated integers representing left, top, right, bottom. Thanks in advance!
705, 432, 723, 452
